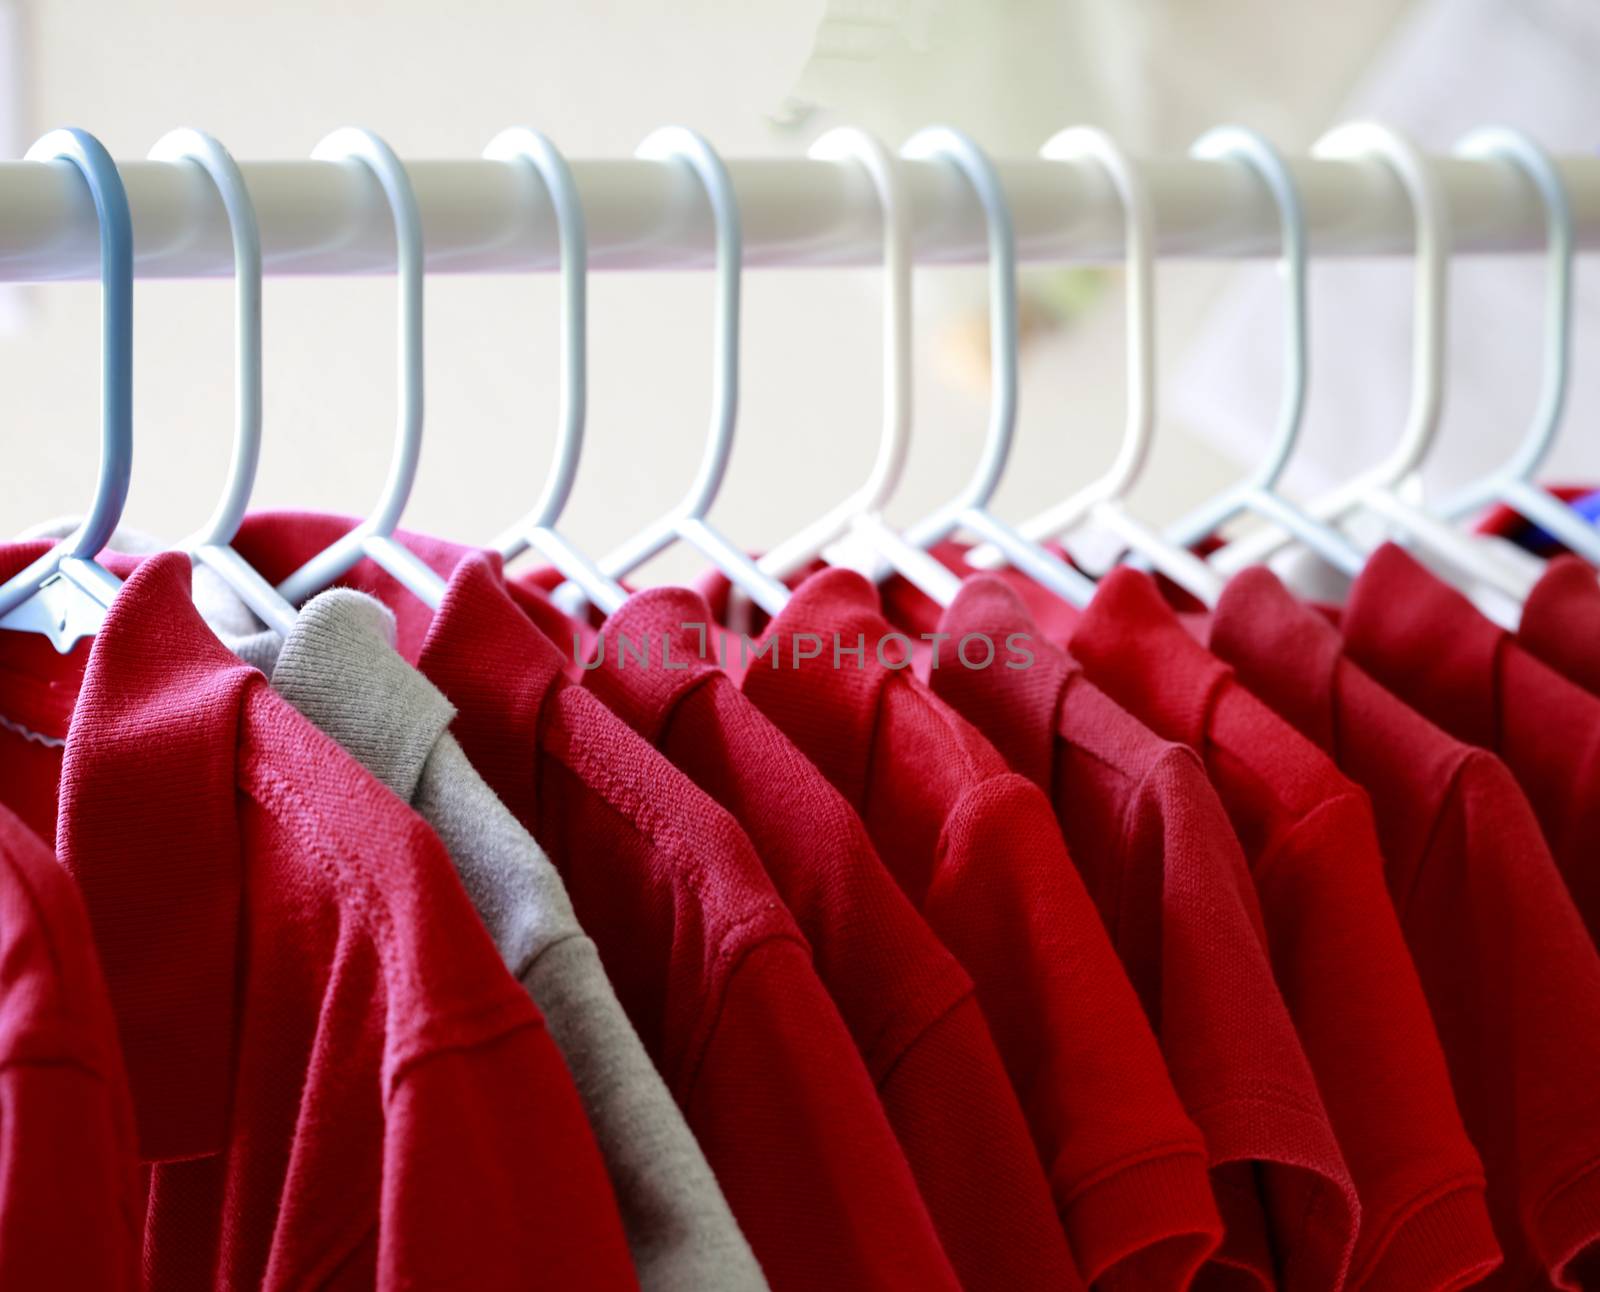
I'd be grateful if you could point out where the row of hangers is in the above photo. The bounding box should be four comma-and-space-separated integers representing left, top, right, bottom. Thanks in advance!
0, 118, 1588, 654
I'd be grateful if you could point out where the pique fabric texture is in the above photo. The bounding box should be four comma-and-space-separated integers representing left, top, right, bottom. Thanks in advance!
227, 514, 963, 1292
0, 800, 140, 1291
576, 583, 1082, 1292
0, 543, 638, 1291
1342, 543, 1600, 950
1070, 568, 1492, 1292
738, 566, 1222, 1292
929, 573, 1361, 1292
1214, 564, 1600, 1289
213, 585, 765, 1292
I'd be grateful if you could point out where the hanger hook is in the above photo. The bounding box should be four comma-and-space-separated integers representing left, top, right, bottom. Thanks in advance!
1453, 127, 1572, 483
1313, 122, 1449, 485
0, 128, 134, 633
148, 129, 262, 549
484, 128, 629, 615
1191, 125, 1308, 491
755, 126, 912, 584
35, 129, 135, 567
484, 127, 586, 535
900, 125, 1017, 513
276, 127, 427, 605
812, 127, 912, 518
571, 127, 787, 615
1038, 126, 1155, 507
638, 126, 740, 523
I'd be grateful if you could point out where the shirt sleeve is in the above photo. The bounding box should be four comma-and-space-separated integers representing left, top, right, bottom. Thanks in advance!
0, 1056, 142, 1291
876, 993, 1086, 1291
682, 935, 962, 1292
931, 773, 1221, 1290
383, 1018, 641, 1291
1414, 756, 1600, 1287
1256, 791, 1496, 1291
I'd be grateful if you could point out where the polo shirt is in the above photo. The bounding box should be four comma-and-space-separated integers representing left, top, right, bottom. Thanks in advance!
1472, 483, 1594, 558
1214, 564, 1600, 1287
1514, 555, 1600, 697
1071, 568, 1491, 1292
740, 567, 1220, 1292
580, 585, 1082, 1292
234, 511, 966, 1292
0, 546, 638, 1290
215, 585, 765, 1292
929, 575, 1358, 1291
0, 800, 139, 1289
1342, 543, 1600, 949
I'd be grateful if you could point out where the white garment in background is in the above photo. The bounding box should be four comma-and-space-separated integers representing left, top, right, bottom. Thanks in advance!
1173, 0, 1600, 504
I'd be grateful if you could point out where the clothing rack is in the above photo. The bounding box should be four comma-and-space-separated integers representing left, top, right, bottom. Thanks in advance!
4, 150, 1600, 281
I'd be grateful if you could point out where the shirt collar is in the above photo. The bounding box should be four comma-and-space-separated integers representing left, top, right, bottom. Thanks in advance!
1519, 555, 1600, 694
1209, 566, 1342, 752
1343, 543, 1502, 749
585, 586, 723, 744
415, 552, 566, 819
0, 548, 257, 1163
1069, 567, 1232, 749
932, 575, 1069, 790
740, 568, 892, 807
232, 511, 468, 662
269, 589, 455, 803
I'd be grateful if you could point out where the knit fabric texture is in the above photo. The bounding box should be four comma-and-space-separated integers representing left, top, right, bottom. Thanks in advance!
226, 513, 964, 1292
213, 585, 766, 1292
0, 543, 637, 1290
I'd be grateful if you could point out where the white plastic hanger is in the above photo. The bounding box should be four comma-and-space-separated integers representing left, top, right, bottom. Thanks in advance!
957, 127, 1225, 607
274, 128, 447, 609
484, 127, 629, 615
1149, 126, 1365, 576
1206, 123, 1536, 599
843, 125, 1100, 610
755, 127, 912, 585
580, 127, 789, 617
1435, 128, 1600, 563
148, 129, 300, 638
0, 129, 133, 651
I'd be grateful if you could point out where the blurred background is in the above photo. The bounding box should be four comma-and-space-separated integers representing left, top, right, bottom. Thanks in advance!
4, 0, 1599, 581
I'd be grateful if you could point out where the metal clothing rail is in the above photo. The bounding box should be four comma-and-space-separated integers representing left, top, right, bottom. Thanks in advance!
3, 151, 1600, 282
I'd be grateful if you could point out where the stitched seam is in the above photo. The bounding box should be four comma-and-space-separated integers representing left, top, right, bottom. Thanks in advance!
516, 927, 590, 980
676, 928, 817, 1108
1346, 1172, 1490, 1287
385, 1012, 544, 1093
1396, 757, 1474, 921
1532, 1147, 1600, 1218
1055, 1139, 1210, 1207
871, 986, 981, 1093
247, 762, 539, 1081
545, 728, 797, 1094
1248, 790, 1368, 889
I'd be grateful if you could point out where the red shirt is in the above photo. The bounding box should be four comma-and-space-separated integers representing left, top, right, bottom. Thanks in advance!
0, 546, 636, 1290
1342, 543, 1600, 949
1515, 555, 1600, 697
1072, 568, 1488, 1292
575, 584, 1081, 1292
0, 800, 140, 1289
1215, 564, 1600, 1288
930, 574, 1355, 1291
741, 567, 1220, 1291
245, 525, 963, 1292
